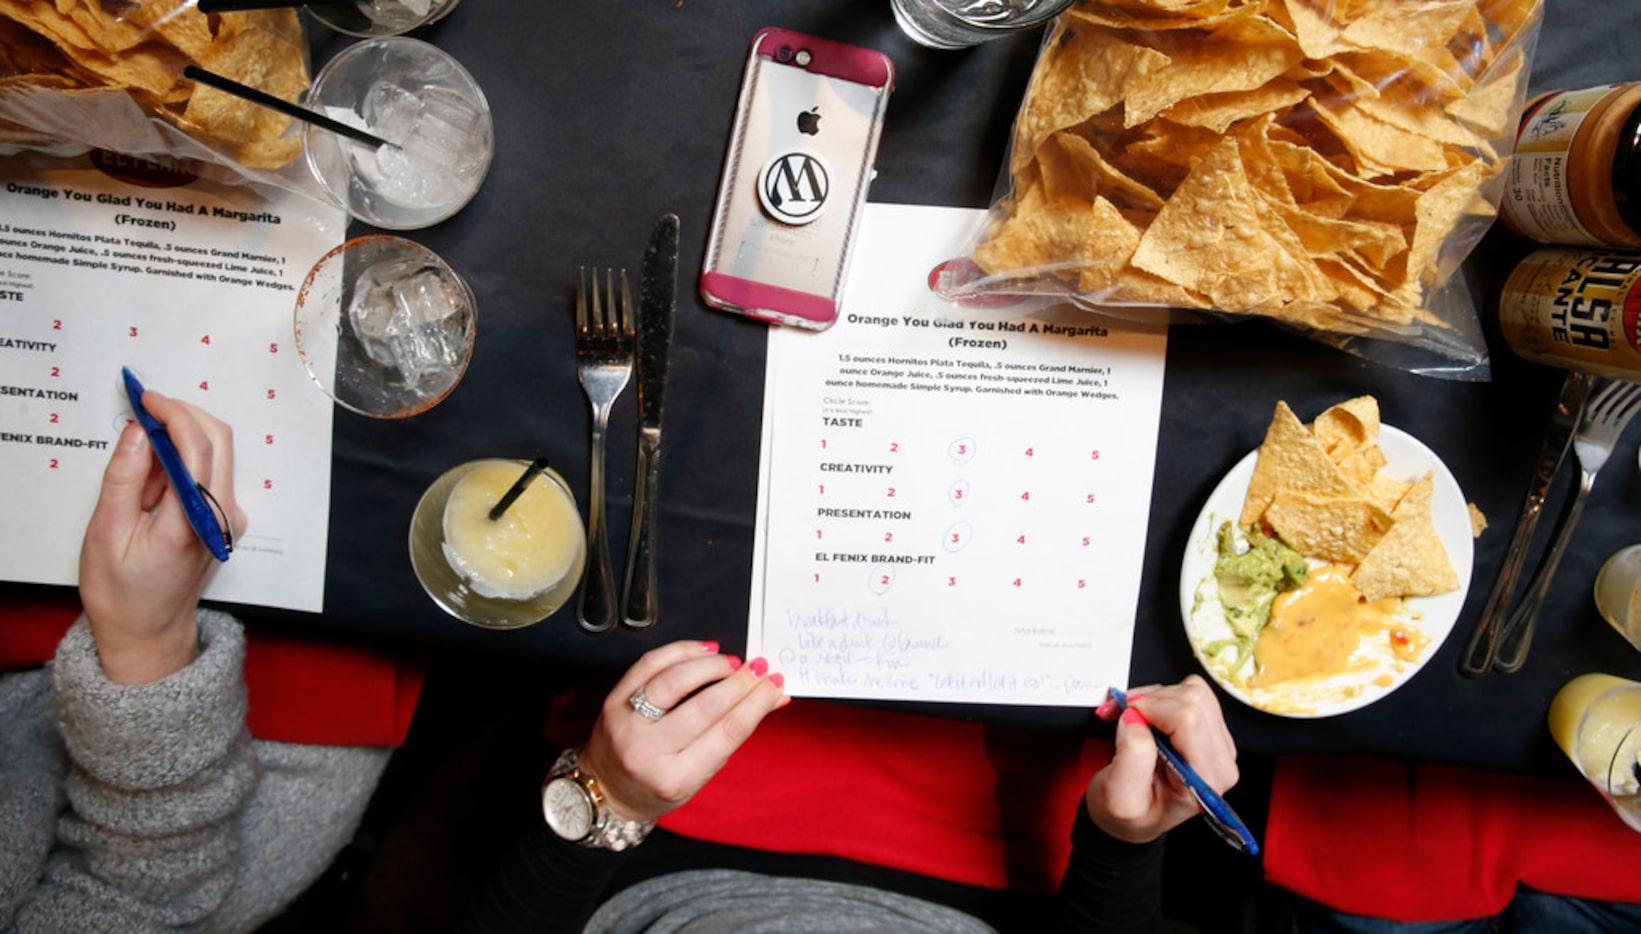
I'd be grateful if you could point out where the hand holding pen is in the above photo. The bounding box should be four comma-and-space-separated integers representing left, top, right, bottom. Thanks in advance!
1088, 675, 1255, 852
78, 371, 246, 684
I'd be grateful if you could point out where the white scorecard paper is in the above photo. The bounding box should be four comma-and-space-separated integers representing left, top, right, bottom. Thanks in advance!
0, 153, 344, 613
747, 203, 1169, 706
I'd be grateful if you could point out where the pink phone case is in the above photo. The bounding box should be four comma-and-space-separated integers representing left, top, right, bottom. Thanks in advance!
700, 28, 894, 330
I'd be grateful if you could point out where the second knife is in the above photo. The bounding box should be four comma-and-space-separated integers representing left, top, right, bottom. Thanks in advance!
1458, 370, 1592, 676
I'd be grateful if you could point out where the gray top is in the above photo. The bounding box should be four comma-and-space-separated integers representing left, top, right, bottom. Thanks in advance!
0, 610, 390, 932
586, 869, 999, 934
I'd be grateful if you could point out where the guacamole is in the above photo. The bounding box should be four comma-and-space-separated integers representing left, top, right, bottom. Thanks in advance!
1212, 521, 1308, 641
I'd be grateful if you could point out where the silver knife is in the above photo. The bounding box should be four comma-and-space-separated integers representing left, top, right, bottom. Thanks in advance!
621, 214, 679, 628
1458, 369, 1593, 676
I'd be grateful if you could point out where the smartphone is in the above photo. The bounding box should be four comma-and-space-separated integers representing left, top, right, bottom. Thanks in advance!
700, 28, 894, 330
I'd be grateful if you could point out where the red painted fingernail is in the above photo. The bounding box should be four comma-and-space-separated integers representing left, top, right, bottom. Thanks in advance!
701, 641, 720, 653
749, 657, 769, 677
725, 655, 743, 671
1127, 692, 1145, 703
1121, 708, 1146, 726
1094, 700, 1116, 718
769, 672, 785, 689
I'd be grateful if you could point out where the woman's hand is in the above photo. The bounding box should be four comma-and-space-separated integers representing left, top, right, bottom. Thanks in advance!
1084, 674, 1238, 844
578, 641, 786, 823
77, 391, 246, 685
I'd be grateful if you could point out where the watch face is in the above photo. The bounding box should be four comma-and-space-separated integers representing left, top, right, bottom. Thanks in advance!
542, 777, 595, 841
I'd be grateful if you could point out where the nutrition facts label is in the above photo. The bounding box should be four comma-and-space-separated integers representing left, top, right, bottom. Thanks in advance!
0, 153, 344, 613
747, 204, 1168, 707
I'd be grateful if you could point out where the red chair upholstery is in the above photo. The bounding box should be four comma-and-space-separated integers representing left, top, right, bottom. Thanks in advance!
1266, 754, 1641, 921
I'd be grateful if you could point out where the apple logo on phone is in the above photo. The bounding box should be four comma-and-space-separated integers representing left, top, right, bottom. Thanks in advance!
796, 107, 821, 135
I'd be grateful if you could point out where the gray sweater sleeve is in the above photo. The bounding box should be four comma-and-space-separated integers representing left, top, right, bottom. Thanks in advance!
9, 610, 390, 933
17, 610, 258, 932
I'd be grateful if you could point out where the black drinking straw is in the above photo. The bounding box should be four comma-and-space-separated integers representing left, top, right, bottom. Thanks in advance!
197, 0, 356, 12
182, 64, 393, 150
489, 458, 551, 521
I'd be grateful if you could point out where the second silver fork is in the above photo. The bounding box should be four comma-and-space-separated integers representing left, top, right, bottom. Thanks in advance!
574, 266, 634, 633
1493, 378, 1641, 673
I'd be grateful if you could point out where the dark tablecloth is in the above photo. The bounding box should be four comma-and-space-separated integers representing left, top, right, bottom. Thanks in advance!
274, 1, 1641, 778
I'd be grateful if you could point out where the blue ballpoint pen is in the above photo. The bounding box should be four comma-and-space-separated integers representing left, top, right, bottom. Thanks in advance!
1108, 687, 1258, 854
120, 367, 233, 562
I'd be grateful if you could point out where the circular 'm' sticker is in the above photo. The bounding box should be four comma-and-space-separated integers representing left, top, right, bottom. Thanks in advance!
757, 150, 830, 225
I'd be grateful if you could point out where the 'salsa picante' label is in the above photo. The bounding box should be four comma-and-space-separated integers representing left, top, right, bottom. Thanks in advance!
1500, 248, 1641, 378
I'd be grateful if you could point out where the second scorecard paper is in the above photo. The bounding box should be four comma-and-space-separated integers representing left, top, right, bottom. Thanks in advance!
0, 153, 343, 613
747, 203, 1168, 707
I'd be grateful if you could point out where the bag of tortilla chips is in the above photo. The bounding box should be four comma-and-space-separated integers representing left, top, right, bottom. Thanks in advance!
949, 0, 1544, 379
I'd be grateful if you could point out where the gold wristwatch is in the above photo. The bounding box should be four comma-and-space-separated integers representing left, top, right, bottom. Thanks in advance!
541, 746, 654, 851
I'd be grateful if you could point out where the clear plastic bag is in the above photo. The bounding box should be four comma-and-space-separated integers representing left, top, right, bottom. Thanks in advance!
0, 1, 316, 193
947, 0, 1545, 379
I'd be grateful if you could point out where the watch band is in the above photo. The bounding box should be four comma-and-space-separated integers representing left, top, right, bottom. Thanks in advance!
546, 746, 655, 851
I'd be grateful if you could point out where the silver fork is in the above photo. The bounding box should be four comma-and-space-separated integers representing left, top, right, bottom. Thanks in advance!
574, 267, 634, 633
1493, 378, 1641, 673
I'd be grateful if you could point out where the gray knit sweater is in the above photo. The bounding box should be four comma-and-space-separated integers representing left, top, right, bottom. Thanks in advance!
0, 610, 390, 932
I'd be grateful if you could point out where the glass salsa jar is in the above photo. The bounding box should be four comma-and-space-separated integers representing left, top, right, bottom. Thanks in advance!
1502, 83, 1641, 249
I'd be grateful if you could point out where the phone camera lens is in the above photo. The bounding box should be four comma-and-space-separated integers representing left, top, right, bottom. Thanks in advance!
794, 49, 813, 66
777, 45, 793, 62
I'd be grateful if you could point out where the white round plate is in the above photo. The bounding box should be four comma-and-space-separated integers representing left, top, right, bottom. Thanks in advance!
1179, 425, 1474, 718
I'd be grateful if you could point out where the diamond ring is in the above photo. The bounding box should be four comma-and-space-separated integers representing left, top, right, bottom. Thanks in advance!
628, 687, 667, 722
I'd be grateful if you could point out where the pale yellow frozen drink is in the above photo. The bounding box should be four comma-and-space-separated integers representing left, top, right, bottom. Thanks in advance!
1548, 673, 1641, 830
441, 460, 581, 600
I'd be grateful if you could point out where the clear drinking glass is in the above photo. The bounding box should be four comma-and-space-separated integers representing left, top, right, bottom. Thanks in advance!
890, 0, 1075, 49
302, 37, 493, 230
293, 235, 475, 418
306, 0, 463, 38
1548, 674, 1641, 831
409, 459, 587, 629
